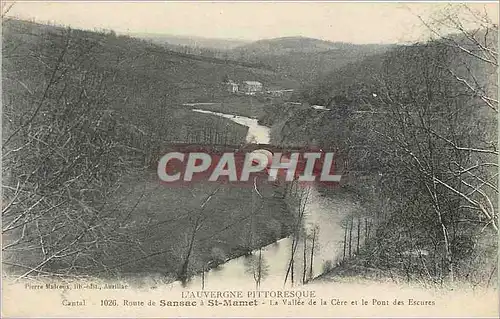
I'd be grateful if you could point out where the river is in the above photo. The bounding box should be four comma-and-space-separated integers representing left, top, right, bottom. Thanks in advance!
167, 109, 359, 290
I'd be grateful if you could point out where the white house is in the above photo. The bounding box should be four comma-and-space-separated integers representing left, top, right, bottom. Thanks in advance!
241, 81, 263, 94
226, 81, 239, 93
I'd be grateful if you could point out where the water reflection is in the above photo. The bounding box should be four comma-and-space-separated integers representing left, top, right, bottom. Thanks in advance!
169, 109, 358, 289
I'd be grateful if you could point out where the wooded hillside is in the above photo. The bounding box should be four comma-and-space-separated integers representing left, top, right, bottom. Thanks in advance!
2, 19, 294, 283
262, 6, 498, 286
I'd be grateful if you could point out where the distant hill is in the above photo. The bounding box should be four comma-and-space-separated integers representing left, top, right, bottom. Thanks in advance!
231, 36, 340, 55
228, 36, 395, 83
124, 35, 394, 83
131, 33, 250, 50
298, 29, 497, 107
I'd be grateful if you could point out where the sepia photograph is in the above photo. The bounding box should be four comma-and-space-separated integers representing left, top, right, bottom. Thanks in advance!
1, 1, 498, 317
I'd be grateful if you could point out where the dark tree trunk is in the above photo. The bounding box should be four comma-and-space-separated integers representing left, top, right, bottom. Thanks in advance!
357, 217, 361, 254
302, 234, 307, 284
343, 222, 348, 260
309, 228, 316, 279
348, 216, 353, 258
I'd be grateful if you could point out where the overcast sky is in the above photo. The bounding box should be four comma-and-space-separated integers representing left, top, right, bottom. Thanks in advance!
5, 1, 499, 44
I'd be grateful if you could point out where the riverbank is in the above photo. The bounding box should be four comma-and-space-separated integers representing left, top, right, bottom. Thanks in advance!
176, 109, 363, 289
2, 106, 296, 284
313, 257, 499, 294
103, 169, 295, 281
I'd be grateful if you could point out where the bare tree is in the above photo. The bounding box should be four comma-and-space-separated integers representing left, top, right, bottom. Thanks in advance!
244, 248, 269, 290
1, 1, 14, 19
302, 232, 307, 284
2, 25, 144, 279
283, 186, 310, 287
348, 215, 354, 258
177, 186, 220, 285
308, 226, 318, 280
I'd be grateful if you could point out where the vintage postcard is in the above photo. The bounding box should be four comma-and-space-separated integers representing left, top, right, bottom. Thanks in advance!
1, 1, 498, 317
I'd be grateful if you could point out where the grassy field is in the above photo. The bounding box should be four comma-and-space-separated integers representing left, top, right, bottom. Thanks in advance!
182, 93, 294, 119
